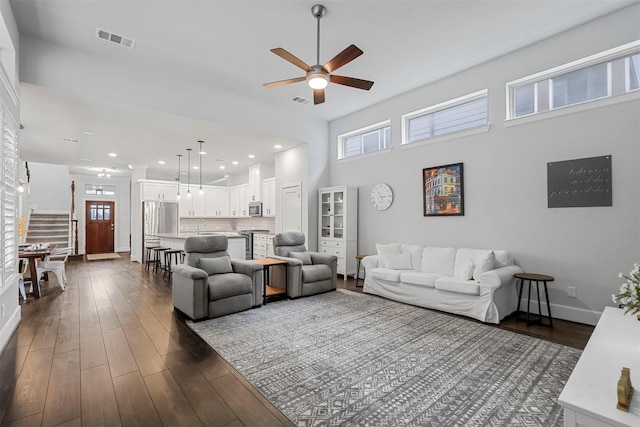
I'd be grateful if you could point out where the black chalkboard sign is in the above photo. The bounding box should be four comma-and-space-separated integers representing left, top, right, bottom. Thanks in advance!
547, 155, 612, 208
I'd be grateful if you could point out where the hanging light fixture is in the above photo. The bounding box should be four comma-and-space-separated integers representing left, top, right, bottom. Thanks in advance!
198, 140, 204, 196
176, 154, 182, 200
97, 169, 111, 178
186, 148, 192, 199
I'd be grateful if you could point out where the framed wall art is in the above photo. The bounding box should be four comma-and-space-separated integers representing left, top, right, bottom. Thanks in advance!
422, 163, 464, 216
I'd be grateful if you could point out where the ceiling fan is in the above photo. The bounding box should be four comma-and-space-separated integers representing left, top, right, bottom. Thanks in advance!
263, 4, 374, 105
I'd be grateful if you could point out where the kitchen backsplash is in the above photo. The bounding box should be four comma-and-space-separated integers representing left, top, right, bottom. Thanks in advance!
180, 217, 275, 233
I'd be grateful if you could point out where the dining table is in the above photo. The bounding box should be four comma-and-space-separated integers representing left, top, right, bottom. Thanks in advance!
18, 246, 53, 298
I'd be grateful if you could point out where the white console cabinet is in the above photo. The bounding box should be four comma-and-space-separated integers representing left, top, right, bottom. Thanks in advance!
318, 186, 357, 277
558, 307, 640, 427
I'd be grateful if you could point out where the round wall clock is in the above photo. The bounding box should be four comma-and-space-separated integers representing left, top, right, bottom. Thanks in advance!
370, 183, 393, 211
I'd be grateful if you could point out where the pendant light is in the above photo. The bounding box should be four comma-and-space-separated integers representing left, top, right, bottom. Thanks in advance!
198, 140, 204, 196
176, 154, 182, 200
186, 148, 192, 199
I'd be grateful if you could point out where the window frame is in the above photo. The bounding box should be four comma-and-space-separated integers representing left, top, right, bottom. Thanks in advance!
506, 40, 640, 120
401, 89, 489, 146
337, 120, 392, 160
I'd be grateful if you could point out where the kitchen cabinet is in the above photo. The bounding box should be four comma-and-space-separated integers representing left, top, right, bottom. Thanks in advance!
178, 185, 205, 217
205, 187, 230, 217
141, 181, 178, 202
253, 233, 274, 259
230, 184, 249, 217
248, 164, 261, 202
318, 186, 357, 277
262, 178, 276, 217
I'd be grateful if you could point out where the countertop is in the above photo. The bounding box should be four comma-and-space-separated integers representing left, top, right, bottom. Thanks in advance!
148, 232, 245, 239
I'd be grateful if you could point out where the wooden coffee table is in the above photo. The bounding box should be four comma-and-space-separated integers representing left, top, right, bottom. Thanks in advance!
250, 258, 288, 305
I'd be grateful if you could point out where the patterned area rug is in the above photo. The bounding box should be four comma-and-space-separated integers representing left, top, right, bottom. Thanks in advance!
85, 253, 121, 261
188, 290, 581, 426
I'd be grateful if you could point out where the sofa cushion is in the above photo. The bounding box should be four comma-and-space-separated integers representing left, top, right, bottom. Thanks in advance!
454, 249, 490, 280
455, 261, 475, 281
302, 264, 332, 282
400, 271, 443, 288
208, 273, 252, 300
385, 253, 413, 270
421, 247, 457, 276
473, 251, 495, 281
199, 256, 233, 275
435, 278, 481, 296
494, 250, 514, 268
370, 268, 404, 282
290, 251, 312, 265
376, 243, 402, 268
401, 244, 423, 270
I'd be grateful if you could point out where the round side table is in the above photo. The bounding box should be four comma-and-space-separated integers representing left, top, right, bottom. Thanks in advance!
514, 272, 554, 328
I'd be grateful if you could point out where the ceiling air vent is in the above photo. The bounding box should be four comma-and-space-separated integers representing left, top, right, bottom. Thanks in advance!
96, 28, 136, 49
56, 137, 80, 143
291, 96, 310, 105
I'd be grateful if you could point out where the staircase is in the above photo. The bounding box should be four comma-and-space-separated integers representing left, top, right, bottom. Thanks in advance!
26, 213, 70, 248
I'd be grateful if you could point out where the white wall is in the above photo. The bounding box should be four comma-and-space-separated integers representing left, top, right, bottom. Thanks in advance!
329, 5, 640, 325
0, 0, 21, 352
28, 162, 71, 212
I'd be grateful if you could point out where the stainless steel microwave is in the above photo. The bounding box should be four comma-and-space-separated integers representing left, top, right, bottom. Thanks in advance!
249, 201, 262, 217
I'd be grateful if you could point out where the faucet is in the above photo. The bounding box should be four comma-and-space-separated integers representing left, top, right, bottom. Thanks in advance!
196, 218, 207, 235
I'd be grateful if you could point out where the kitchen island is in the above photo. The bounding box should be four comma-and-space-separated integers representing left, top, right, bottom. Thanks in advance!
149, 232, 247, 260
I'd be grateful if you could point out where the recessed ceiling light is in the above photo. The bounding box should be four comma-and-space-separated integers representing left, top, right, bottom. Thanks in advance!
80, 157, 93, 162
248, 154, 255, 159
108, 153, 117, 157
158, 160, 166, 165
232, 161, 239, 165
193, 166, 199, 170
83, 131, 93, 135
274, 144, 282, 149
127, 164, 133, 169
219, 165, 226, 170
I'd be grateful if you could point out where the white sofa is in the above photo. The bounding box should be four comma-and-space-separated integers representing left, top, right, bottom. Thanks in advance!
362, 243, 523, 324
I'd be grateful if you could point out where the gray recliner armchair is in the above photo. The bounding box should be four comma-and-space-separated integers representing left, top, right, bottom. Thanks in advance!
172, 236, 263, 320
271, 231, 337, 299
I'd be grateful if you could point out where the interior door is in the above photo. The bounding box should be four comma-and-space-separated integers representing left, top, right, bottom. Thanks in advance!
281, 183, 301, 232
86, 201, 115, 254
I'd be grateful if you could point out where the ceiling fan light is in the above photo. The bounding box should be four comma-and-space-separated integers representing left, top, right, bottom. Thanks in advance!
307, 73, 329, 89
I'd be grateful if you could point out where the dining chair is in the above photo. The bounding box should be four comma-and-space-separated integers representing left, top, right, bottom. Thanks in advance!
36, 246, 72, 291
18, 258, 28, 301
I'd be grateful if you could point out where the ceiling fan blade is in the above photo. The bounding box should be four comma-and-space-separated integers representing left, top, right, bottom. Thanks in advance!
323, 44, 363, 73
271, 48, 312, 72
330, 75, 374, 90
313, 88, 325, 105
263, 76, 306, 88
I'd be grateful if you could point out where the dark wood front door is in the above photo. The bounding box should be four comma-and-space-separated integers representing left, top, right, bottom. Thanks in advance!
86, 201, 115, 254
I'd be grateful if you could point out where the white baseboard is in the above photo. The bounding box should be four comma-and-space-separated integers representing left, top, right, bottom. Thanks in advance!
0, 305, 21, 354
518, 298, 602, 326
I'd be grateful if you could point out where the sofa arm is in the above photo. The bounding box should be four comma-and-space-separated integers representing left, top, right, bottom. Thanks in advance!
310, 252, 338, 289
478, 265, 524, 288
362, 255, 379, 272
269, 255, 303, 298
231, 259, 264, 307
172, 264, 209, 320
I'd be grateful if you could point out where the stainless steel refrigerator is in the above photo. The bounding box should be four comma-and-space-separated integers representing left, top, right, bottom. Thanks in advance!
142, 201, 178, 261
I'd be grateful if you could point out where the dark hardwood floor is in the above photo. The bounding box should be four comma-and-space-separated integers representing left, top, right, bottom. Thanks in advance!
1, 254, 594, 426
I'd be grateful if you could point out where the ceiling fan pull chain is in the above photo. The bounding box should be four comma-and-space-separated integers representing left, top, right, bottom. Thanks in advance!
316, 11, 321, 66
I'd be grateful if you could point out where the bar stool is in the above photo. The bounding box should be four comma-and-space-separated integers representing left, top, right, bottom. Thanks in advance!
151, 247, 170, 273
163, 249, 184, 278
514, 272, 554, 328
144, 245, 161, 271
